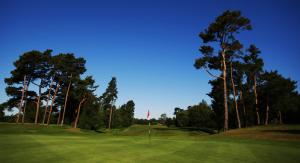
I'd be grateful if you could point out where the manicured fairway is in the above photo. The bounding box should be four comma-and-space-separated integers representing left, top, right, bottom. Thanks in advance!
0, 123, 300, 163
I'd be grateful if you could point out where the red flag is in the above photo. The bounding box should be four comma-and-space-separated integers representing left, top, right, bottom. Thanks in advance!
147, 110, 150, 120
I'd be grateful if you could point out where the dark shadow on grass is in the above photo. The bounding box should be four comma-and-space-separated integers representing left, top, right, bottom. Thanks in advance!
94, 130, 105, 133
262, 130, 300, 135
154, 127, 217, 134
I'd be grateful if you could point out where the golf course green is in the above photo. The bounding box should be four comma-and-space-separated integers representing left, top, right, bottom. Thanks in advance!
0, 123, 299, 163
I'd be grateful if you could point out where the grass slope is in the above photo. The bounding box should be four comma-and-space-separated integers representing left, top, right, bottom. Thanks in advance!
0, 123, 300, 163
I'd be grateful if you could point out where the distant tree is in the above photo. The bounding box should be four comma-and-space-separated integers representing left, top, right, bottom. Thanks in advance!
118, 100, 135, 127
165, 118, 175, 127
99, 77, 118, 129
194, 10, 251, 131
174, 107, 189, 127
187, 100, 216, 128
159, 113, 167, 125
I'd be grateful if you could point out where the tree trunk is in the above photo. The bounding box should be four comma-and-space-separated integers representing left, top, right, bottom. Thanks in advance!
21, 78, 29, 124
239, 89, 247, 127
74, 98, 86, 129
17, 75, 27, 123
230, 63, 241, 128
265, 103, 269, 125
108, 106, 113, 129
57, 109, 61, 125
222, 51, 229, 131
253, 75, 260, 125
60, 75, 72, 126
34, 80, 42, 124
42, 78, 54, 125
278, 110, 282, 124
47, 82, 60, 125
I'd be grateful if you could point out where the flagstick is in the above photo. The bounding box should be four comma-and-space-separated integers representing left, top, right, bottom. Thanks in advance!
148, 120, 151, 144
147, 110, 151, 145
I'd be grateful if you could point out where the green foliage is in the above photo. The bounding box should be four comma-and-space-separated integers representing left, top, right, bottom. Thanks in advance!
187, 100, 216, 128
259, 71, 299, 124
165, 118, 175, 127
78, 96, 101, 130
174, 100, 216, 129
174, 108, 189, 127
159, 113, 167, 125
99, 77, 118, 128
118, 100, 135, 127
195, 10, 251, 71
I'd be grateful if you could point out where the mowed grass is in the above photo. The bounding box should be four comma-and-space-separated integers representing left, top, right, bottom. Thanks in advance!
0, 123, 300, 163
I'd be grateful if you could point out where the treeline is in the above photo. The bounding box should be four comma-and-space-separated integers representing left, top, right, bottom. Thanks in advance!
0, 50, 135, 130
192, 10, 300, 131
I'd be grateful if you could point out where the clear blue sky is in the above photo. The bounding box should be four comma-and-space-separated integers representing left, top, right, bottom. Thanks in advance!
1, 0, 300, 118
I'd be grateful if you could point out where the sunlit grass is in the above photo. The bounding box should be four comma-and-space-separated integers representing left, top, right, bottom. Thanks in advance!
0, 123, 299, 162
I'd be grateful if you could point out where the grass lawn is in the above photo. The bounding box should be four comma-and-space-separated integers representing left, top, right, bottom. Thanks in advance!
0, 123, 300, 163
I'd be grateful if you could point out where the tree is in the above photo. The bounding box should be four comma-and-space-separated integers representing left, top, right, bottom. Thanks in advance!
99, 77, 118, 129
73, 76, 98, 129
74, 97, 86, 129
42, 78, 54, 124
3, 50, 50, 123
57, 54, 86, 126
38, 53, 87, 125
259, 71, 298, 125
29, 50, 52, 124
229, 62, 241, 128
159, 113, 167, 125
173, 107, 189, 127
194, 10, 251, 131
118, 100, 135, 127
47, 81, 60, 125
187, 100, 216, 128
244, 45, 264, 125
233, 62, 248, 127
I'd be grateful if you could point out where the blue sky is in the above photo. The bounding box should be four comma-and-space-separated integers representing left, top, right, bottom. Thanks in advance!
1, 0, 300, 118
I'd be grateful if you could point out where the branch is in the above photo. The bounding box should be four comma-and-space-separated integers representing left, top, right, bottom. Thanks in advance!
31, 81, 40, 87
205, 69, 224, 79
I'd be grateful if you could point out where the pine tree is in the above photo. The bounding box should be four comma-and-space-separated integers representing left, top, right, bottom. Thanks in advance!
99, 77, 118, 129
194, 10, 251, 131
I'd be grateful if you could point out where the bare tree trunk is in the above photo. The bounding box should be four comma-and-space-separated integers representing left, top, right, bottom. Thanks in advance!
17, 75, 27, 123
239, 89, 247, 127
60, 75, 72, 126
42, 78, 54, 125
230, 63, 241, 128
253, 75, 260, 125
278, 110, 282, 124
47, 82, 60, 125
74, 98, 86, 129
222, 51, 229, 131
265, 103, 269, 125
34, 80, 42, 124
